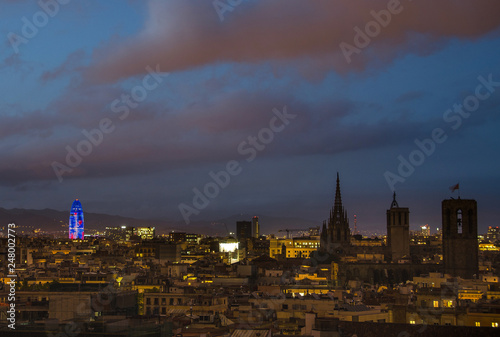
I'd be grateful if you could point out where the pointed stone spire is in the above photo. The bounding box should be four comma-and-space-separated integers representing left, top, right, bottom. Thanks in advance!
334, 172, 342, 208
321, 220, 327, 240
325, 172, 351, 248
391, 191, 399, 208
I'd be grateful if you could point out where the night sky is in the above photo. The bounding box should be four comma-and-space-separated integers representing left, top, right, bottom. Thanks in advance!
1, 0, 500, 233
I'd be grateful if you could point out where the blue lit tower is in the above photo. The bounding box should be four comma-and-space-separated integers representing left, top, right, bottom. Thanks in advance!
69, 199, 84, 240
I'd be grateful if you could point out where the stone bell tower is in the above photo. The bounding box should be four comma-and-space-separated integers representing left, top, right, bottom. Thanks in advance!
442, 198, 478, 279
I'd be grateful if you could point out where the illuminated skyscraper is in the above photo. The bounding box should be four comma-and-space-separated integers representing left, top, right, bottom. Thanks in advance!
252, 216, 259, 238
69, 199, 84, 240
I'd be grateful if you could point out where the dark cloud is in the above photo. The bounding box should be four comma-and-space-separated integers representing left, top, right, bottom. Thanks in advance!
40, 49, 86, 83
0, 53, 32, 72
1, 0, 499, 232
0, 109, 57, 140
0, 83, 439, 187
87, 0, 500, 82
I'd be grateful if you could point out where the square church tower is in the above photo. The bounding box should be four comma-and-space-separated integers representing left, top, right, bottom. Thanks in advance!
442, 198, 478, 279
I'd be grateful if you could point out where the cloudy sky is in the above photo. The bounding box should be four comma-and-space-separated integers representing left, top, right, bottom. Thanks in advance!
1, 0, 500, 233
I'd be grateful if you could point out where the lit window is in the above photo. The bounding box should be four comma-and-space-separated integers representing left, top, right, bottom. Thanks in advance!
493, 322, 498, 328
475, 322, 480, 327
433, 301, 439, 308
444, 300, 454, 308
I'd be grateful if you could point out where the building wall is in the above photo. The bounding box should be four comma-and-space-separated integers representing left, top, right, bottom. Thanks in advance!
143, 293, 228, 316
442, 199, 478, 279
338, 320, 500, 337
387, 206, 410, 261
269, 238, 319, 259
339, 263, 442, 284
236, 221, 252, 241
252, 216, 259, 238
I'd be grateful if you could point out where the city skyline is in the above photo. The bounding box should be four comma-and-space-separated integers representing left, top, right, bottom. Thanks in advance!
1, 184, 491, 237
1, 1, 499, 233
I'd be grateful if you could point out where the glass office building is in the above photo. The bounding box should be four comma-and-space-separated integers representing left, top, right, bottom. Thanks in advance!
69, 199, 84, 240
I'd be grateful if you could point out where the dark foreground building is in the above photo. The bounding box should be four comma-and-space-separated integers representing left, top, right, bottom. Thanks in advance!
442, 198, 479, 279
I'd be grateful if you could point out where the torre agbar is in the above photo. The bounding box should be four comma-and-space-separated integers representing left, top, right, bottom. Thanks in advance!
69, 199, 84, 240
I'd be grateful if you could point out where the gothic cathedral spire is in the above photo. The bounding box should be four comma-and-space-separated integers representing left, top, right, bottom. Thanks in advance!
320, 172, 351, 253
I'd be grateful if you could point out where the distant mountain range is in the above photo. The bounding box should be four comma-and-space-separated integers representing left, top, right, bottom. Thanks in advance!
0, 207, 170, 234
0, 208, 318, 236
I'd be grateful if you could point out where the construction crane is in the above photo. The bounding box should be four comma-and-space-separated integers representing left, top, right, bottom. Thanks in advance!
211, 222, 232, 237
278, 229, 304, 239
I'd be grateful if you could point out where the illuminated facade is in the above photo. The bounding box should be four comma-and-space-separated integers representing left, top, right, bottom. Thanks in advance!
486, 226, 500, 241
269, 237, 320, 259
69, 199, 84, 240
105, 226, 133, 242
421, 225, 431, 237
134, 227, 156, 240
219, 238, 240, 263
